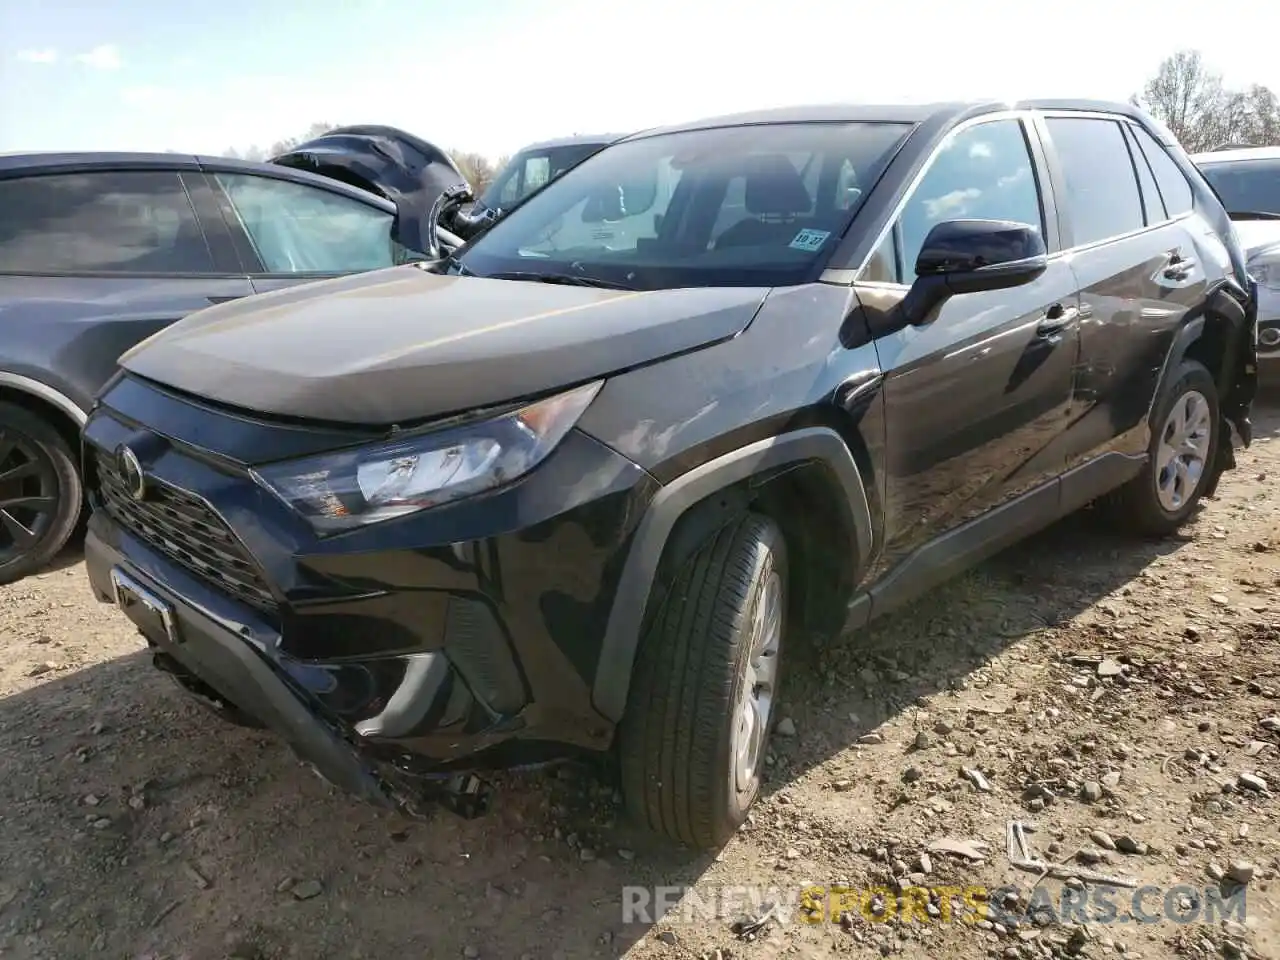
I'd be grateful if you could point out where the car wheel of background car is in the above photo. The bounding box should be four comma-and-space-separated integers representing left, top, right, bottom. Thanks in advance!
1102, 358, 1220, 536
0, 403, 83, 586
618, 512, 788, 849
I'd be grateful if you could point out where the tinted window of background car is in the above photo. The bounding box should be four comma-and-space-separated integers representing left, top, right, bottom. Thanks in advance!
1129, 126, 1195, 216
1045, 118, 1145, 246
0, 170, 214, 274
1196, 158, 1280, 216
214, 173, 401, 274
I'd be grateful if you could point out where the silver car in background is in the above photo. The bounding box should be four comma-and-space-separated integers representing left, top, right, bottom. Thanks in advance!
1194, 145, 1280, 366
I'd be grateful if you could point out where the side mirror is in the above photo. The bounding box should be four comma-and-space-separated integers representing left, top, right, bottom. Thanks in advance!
900, 219, 1048, 326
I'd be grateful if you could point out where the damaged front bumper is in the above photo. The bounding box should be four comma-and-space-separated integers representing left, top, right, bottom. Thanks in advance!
85, 524, 491, 819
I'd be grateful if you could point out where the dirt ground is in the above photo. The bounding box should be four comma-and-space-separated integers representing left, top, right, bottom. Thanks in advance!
2, 387, 1279, 960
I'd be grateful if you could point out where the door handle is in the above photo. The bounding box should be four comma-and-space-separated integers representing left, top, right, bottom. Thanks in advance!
1163, 253, 1196, 280
1036, 303, 1078, 337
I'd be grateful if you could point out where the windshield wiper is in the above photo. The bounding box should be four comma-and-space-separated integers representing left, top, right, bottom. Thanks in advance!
1228, 210, 1280, 220
485, 270, 635, 290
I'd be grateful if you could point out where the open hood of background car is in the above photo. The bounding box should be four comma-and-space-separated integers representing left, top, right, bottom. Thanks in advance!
269, 125, 472, 256
118, 267, 770, 426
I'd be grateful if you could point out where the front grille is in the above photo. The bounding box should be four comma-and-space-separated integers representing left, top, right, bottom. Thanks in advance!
92, 448, 277, 614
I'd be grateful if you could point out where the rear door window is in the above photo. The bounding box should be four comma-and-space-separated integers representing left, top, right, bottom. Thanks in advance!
0, 170, 214, 274
1045, 117, 1146, 246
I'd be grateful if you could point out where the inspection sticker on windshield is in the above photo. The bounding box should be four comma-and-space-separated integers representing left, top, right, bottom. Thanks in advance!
789, 229, 830, 251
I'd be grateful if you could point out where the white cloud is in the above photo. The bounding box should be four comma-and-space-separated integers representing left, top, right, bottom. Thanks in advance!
16, 49, 58, 64
122, 86, 165, 106
75, 44, 122, 70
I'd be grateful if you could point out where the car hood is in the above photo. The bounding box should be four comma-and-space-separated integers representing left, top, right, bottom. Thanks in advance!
118, 267, 768, 425
1231, 219, 1280, 259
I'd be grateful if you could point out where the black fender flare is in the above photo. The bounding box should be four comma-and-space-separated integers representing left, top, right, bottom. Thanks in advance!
1148, 315, 1206, 422
1149, 281, 1254, 444
590, 426, 874, 723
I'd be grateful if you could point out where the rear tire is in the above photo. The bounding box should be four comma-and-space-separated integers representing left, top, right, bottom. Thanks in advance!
0, 403, 83, 586
1102, 359, 1219, 536
618, 512, 788, 849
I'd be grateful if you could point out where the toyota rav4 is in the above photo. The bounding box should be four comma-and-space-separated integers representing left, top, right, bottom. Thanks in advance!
82, 100, 1258, 849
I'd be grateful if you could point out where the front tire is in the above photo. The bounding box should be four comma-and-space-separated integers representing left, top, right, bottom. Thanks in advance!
618, 512, 788, 849
0, 403, 83, 586
1103, 358, 1219, 536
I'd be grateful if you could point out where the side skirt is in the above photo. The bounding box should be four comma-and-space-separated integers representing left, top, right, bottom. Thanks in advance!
843, 451, 1146, 632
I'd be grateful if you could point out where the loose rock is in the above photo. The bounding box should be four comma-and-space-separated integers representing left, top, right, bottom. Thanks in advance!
1114, 835, 1147, 855
1225, 861, 1256, 885
775, 717, 797, 737
1237, 772, 1268, 793
292, 880, 323, 901
1097, 659, 1124, 678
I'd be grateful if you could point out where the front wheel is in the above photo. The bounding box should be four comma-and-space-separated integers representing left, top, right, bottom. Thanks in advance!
618, 512, 788, 849
0, 403, 83, 586
1102, 358, 1220, 535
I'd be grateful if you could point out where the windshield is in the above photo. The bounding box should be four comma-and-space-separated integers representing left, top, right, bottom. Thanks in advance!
1198, 158, 1280, 215
478, 143, 606, 210
456, 121, 912, 290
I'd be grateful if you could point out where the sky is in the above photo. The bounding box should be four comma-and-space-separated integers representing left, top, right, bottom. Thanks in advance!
2, 0, 1279, 160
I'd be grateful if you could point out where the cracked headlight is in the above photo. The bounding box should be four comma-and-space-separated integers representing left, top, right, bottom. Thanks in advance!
252, 381, 602, 532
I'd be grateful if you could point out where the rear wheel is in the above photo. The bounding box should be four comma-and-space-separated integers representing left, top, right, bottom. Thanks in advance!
0, 403, 83, 586
618, 512, 788, 849
1102, 359, 1219, 536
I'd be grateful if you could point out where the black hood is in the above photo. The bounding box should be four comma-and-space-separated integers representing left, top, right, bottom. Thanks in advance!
118, 268, 769, 426
270, 126, 470, 255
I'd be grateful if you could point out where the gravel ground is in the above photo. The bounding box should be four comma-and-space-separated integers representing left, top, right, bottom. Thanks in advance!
2, 386, 1278, 960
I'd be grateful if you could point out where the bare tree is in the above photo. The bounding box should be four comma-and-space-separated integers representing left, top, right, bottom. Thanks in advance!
450, 150, 498, 192
1134, 50, 1280, 151
220, 122, 337, 162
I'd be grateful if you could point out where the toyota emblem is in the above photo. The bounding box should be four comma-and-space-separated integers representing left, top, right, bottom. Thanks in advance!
117, 445, 147, 501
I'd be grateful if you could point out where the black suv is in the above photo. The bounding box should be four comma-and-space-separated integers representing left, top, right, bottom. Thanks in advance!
82, 100, 1258, 849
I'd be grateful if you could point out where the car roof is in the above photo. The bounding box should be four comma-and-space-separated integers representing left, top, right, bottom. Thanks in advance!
622, 98, 1161, 140
514, 133, 626, 153
0, 150, 396, 211
1192, 145, 1280, 164
0, 151, 201, 172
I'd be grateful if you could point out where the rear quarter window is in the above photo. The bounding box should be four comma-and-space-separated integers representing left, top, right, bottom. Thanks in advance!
0, 170, 214, 274
1129, 126, 1194, 216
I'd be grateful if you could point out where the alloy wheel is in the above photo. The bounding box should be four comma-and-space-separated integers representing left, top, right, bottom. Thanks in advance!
731, 569, 782, 793
0, 428, 60, 565
1155, 389, 1212, 513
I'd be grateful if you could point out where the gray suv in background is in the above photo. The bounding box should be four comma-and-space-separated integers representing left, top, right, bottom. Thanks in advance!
0, 127, 470, 585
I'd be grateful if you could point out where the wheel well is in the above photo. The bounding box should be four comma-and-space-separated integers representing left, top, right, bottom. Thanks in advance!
651, 460, 860, 643
0, 386, 83, 466
1184, 314, 1229, 386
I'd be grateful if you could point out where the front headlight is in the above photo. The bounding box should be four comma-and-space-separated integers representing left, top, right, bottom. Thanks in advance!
252, 380, 602, 533
1248, 249, 1280, 290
